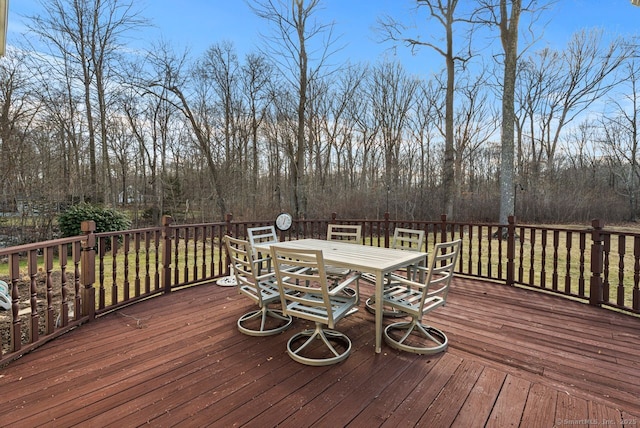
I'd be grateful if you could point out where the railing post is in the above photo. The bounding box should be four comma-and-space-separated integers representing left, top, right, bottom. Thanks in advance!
384, 212, 390, 248
507, 215, 516, 286
161, 215, 173, 294
80, 220, 96, 320
440, 214, 448, 243
590, 218, 605, 306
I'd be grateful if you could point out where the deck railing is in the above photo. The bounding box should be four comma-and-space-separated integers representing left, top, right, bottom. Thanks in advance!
1, 213, 638, 366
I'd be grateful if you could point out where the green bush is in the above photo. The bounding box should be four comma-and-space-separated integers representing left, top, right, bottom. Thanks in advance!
58, 203, 132, 237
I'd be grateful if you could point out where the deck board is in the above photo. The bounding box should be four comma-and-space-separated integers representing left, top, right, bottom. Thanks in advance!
0, 277, 639, 427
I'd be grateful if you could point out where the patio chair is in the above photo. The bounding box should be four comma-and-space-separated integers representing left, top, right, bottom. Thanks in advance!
247, 225, 279, 247
364, 227, 425, 317
224, 235, 292, 336
247, 225, 279, 273
327, 224, 361, 243
324, 224, 362, 293
382, 239, 461, 354
270, 245, 361, 366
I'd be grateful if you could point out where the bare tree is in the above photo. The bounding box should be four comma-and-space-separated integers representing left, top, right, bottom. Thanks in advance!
599, 59, 640, 221
368, 61, 418, 214
0, 49, 39, 213
474, 0, 552, 226
378, 0, 471, 219
27, 0, 146, 203
249, 0, 338, 219
453, 71, 498, 197
240, 52, 273, 215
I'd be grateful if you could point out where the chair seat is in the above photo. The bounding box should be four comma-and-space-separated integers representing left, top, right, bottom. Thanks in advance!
287, 293, 356, 322
361, 272, 408, 317
239, 279, 281, 302
383, 285, 446, 316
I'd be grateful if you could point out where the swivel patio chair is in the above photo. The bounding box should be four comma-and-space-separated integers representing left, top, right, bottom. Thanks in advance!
324, 224, 362, 294
270, 245, 361, 366
247, 225, 279, 247
364, 227, 425, 317
224, 235, 292, 336
382, 239, 461, 354
326, 224, 362, 243
247, 225, 279, 273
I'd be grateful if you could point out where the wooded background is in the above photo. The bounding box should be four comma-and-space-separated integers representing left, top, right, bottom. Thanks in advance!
1, 0, 638, 238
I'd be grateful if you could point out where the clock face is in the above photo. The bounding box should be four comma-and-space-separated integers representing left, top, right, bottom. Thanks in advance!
275, 213, 293, 231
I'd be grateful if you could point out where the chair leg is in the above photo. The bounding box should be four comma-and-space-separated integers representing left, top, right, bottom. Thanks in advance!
237, 306, 293, 337
383, 319, 448, 355
286, 323, 352, 366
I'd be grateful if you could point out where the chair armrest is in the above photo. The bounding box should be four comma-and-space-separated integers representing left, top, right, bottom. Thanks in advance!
385, 274, 426, 291
255, 270, 277, 282
328, 273, 361, 296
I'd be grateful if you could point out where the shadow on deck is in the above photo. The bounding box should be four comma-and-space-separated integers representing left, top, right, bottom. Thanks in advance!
0, 277, 639, 427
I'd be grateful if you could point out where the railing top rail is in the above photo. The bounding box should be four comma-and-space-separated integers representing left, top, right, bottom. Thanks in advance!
95, 226, 163, 238
0, 235, 83, 256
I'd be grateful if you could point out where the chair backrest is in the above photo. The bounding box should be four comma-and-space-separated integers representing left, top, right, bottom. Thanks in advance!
270, 246, 339, 328
247, 225, 279, 247
391, 228, 425, 252
224, 235, 267, 305
327, 224, 362, 243
422, 239, 462, 303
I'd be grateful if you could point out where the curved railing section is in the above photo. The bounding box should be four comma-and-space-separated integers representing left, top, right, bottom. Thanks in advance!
1, 213, 638, 366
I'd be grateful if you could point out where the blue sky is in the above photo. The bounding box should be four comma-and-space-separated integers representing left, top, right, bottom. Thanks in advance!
6, 0, 640, 77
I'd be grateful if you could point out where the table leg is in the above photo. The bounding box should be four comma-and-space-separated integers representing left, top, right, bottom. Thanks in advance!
375, 272, 383, 353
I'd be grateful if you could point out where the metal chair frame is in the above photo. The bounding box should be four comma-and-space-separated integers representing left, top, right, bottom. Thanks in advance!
364, 227, 425, 317
382, 239, 461, 354
270, 245, 360, 366
224, 235, 292, 337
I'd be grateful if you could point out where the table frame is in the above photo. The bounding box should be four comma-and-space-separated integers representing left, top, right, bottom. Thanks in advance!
254, 238, 427, 353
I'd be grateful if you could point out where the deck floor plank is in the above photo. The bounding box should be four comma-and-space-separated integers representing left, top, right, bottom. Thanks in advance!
0, 277, 638, 427
452, 366, 507, 427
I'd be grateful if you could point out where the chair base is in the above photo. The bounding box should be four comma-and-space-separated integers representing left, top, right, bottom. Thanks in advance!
384, 320, 448, 354
287, 324, 351, 366
237, 307, 292, 337
364, 297, 406, 318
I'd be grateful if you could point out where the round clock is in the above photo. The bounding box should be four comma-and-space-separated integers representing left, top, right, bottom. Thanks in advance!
275, 212, 293, 231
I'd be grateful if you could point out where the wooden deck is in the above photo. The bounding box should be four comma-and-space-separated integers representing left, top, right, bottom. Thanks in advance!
0, 277, 639, 427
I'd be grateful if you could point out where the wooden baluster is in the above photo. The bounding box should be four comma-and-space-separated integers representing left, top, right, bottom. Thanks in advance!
552, 230, 559, 291
634, 236, 640, 311
10, 254, 21, 353
134, 233, 141, 297
578, 232, 586, 297
540, 229, 547, 289
617, 235, 626, 306
29, 250, 39, 344
98, 236, 106, 309
111, 236, 118, 305
45, 247, 54, 335
123, 233, 130, 301
565, 231, 572, 294
59, 243, 69, 328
